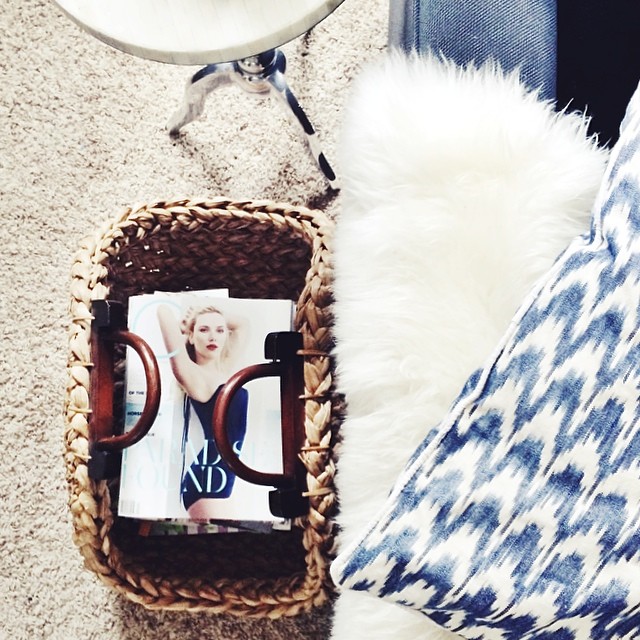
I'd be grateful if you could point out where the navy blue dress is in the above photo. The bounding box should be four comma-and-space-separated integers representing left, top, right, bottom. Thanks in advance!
181, 385, 249, 510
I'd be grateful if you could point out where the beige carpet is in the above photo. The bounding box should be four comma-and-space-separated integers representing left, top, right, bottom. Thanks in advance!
0, 0, 387, 637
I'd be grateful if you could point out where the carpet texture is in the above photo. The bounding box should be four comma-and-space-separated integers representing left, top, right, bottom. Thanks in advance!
0, 0, 386, 638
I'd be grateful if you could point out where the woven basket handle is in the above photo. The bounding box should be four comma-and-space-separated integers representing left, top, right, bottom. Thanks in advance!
88, 300, 161, 478
213, 331, 308, 517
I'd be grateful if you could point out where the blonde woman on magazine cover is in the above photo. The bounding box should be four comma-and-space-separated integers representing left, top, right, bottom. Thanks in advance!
157, 303, 249, 520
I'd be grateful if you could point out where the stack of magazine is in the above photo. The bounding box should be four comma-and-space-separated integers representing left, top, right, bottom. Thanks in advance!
117, 288, 296, 535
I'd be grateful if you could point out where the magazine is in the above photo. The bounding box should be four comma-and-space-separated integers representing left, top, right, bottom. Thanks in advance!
117, 289, 296, 533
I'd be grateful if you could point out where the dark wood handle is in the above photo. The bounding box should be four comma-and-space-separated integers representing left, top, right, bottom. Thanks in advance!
91, 321, 161, 452
212, 332, 305, 490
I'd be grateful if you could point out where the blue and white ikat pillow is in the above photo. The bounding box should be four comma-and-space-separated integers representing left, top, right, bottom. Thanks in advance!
330, 83, 640, 640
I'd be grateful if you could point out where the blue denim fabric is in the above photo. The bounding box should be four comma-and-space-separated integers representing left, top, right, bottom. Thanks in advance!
389, 0, 557, 102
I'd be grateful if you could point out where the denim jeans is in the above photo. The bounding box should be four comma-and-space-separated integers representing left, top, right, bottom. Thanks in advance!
389, 0, 557, 102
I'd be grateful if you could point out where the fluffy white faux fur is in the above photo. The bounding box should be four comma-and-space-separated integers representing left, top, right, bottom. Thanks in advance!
330, 53, 608, 640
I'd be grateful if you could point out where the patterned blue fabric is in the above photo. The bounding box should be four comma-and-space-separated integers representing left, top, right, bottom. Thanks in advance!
331, 83, 640, 639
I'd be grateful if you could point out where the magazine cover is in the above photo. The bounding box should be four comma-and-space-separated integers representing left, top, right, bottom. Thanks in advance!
117, 289, 295, 532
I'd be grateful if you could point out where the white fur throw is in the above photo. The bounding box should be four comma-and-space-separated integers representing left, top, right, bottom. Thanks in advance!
330, 53, 608, 640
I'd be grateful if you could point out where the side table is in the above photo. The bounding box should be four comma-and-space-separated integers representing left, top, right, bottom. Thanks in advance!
54, 0, 345, 187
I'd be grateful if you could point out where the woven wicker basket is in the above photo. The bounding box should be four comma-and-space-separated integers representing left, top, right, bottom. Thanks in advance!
64, 198, 337, 616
